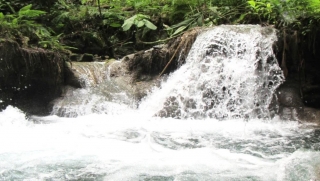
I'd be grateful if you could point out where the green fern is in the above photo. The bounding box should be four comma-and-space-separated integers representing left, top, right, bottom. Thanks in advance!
0, 4, 75, 52
39, 33, 77, 52
18, 4, 46, 18
307, 0, 320, 14
122, 14, 157, 31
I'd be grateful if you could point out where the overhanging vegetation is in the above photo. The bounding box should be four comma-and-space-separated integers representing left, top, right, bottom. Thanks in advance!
0, 0, 320, 59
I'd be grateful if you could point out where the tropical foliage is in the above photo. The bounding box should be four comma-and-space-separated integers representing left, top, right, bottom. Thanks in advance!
0, 4, 47, 45
0, 0, 320, 56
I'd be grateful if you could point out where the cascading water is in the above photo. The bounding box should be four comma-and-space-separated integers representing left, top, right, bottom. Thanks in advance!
1, 25, 320, 181
139, 25, 284, 120
51, 62, 135, 117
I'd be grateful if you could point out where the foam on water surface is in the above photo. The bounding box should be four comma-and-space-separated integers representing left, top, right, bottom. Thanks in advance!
0, 112, 319, 180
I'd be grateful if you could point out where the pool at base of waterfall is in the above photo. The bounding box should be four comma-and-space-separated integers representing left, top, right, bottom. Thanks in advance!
0, 106, 320, 181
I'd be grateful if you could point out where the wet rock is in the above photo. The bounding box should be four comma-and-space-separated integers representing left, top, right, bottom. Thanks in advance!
80, 53, 94, 62
302, 107, 320, 123
93, 54, 103, 62
277, 86, 303, 107
276, 81, 303, 121
64, 60, 160, 103
65, 62, 107, 87
0, 40, 65, 115
157, 96, 182, 118
276, 80, 320, 123
69, 54, 80, 61
126, 28, 202, 79
63, 29, 202, 106
278, 106, 304, 121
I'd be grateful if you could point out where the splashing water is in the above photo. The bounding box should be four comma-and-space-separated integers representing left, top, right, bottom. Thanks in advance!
0, 25, 319, 181
1, 109, 320, 180
51, 62, 134, 117
140, 25, 284, 119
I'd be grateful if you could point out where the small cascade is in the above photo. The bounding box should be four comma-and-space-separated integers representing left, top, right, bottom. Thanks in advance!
68, 62, 108, 87
51, 62, 135, 117
140, 25, 284, 119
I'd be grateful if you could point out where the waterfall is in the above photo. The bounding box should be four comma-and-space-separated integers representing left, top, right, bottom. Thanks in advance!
1, 25, 320, 181
140, 25, 284, 120
53, 25, 284, 119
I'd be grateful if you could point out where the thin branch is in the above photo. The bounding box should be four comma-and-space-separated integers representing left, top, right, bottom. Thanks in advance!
97, 0, 102, 18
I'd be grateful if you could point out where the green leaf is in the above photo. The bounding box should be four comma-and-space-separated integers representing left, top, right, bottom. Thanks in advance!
209, 6, 218, 13
5, 14, 15, 19
136, 14, 150, 20
18, 4, 46, 18
12, 18, 18, 25
236, 14, 246, 22
172, 25, 187, 36
248, 1, 256, 8
19, 10, 46, 18
143, 19, 157, 30
142, 27, 150, 38
127, 15, 138, 22
122, 15, 137, 31
20, 4, 32, 12
169, 18, 194, 29
109, 22, 122, 28
163, 23, 170, 29
191, 12, 201, 18
267, 3, 271, 9
197, 15, 203, 26
122, 21, 134, 31
0, 12, 4, 19
136, 20, 145, 28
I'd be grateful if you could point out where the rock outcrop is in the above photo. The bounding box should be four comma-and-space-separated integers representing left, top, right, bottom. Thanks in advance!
64, 28, 202, 102
0, 40, 66, 115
